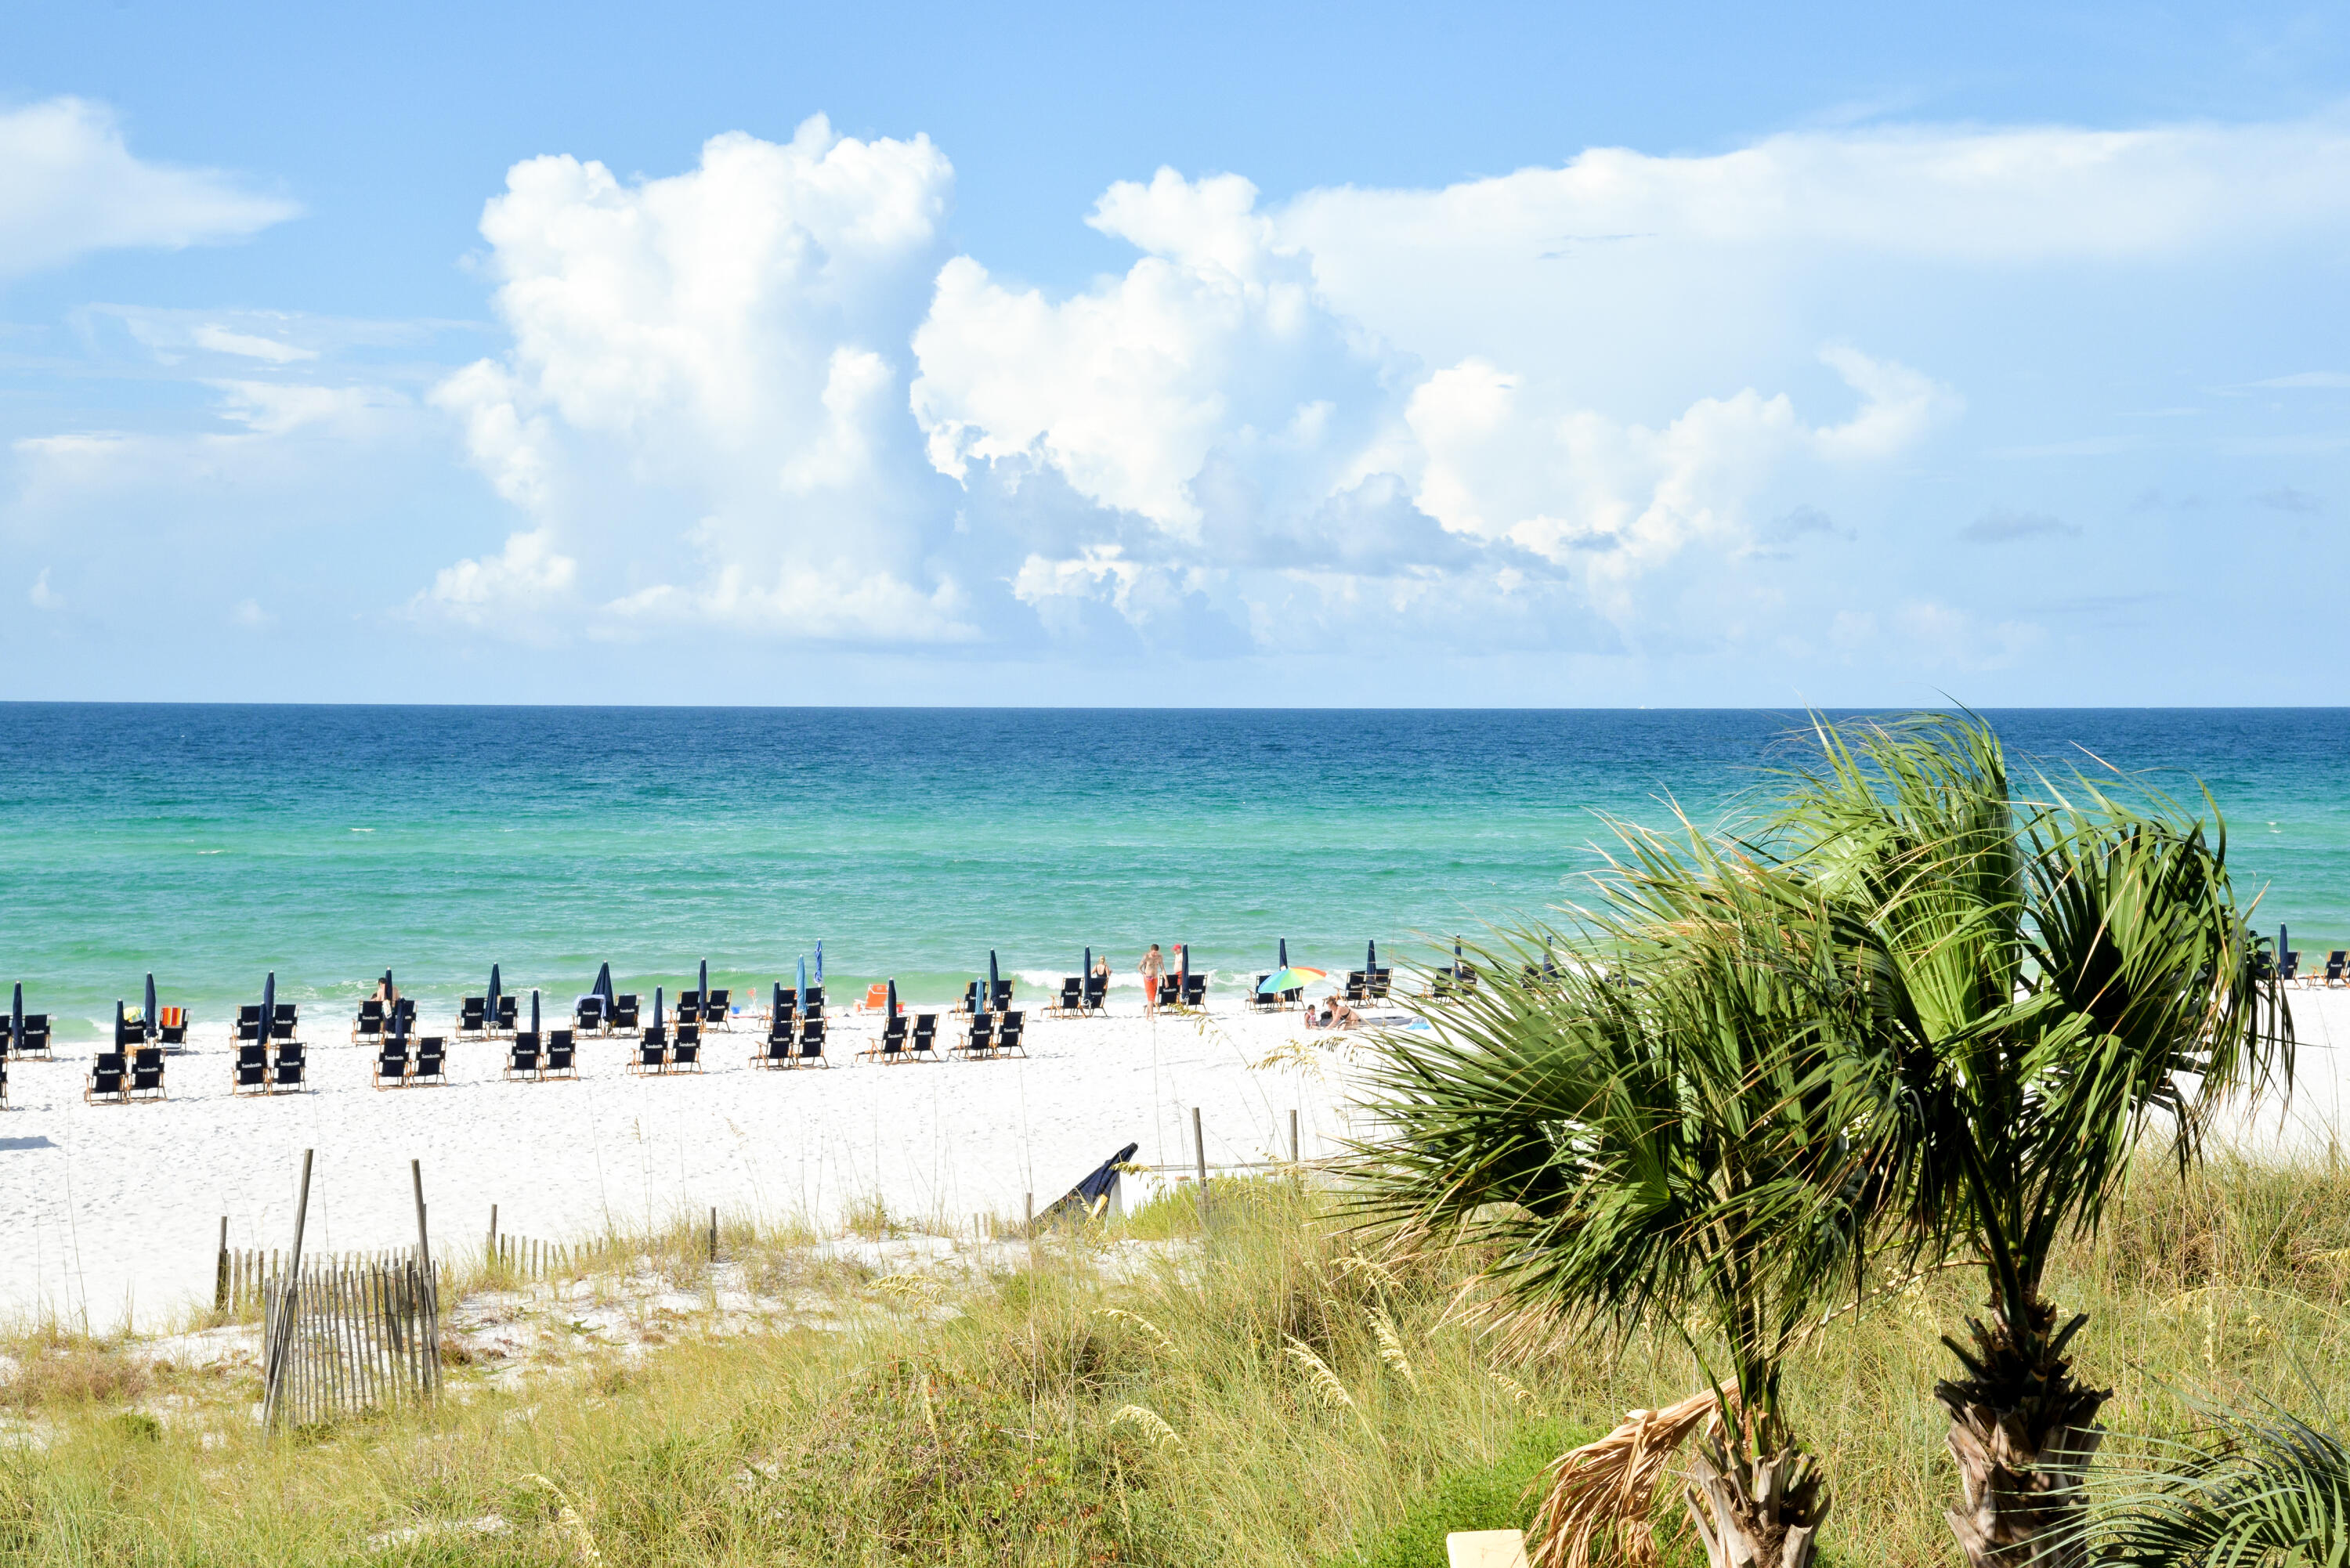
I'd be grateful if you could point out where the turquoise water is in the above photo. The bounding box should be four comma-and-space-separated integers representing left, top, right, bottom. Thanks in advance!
3, 706, 2345, 1035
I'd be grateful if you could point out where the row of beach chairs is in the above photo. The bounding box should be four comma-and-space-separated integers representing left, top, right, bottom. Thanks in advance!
86, 1047, 168, 1103
234, 1040, 308, 1094
114, 1009, 190, 1050
237, 1003, 302, 1042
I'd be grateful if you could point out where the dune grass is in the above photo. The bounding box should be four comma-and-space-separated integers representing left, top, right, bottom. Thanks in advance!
2, 1153, 2348, 1566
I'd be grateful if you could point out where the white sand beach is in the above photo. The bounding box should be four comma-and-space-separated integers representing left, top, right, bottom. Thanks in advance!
6, 982, 2346, 1334
0, 999, 1376, 1331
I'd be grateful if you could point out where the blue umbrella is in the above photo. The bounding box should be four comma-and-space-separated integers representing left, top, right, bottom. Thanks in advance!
797, 956, 808, 1012
1180, 945, 1189, 989
772, 981, 786, 1019
593, 963, 614, 1006
261, 971, 276, 1039
651, 986, 665, 1032
887, 977, 898, 1019
699, 958, 708, 1002
1278, 938, 1289, 969
1367, 939, 1378, 974
989, 949, 1000, 1001
815, 941, 823, 986
1454, 938, 1466, 977
530, 989, 540, 1036
114, 999, 127, 1048
488, 963, 502, 1015
9, 982, 20, 1054
1083, 945, 1092, 979
144, 973, 157, 1040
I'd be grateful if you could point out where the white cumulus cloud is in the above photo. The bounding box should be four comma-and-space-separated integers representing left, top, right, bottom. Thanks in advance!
427, 115, 970, 641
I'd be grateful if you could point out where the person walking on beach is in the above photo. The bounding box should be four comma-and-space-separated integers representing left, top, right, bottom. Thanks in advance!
1140, 944, 1166, 1019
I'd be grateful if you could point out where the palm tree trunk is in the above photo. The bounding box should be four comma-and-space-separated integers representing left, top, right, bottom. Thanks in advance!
1940, 1400, 2103, 1568
1936, 1298, 2110, 1568
1682, 1440, 1824, 1568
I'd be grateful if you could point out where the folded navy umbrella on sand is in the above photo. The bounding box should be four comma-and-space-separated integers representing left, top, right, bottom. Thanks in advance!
1032, 1142, 1141, 1231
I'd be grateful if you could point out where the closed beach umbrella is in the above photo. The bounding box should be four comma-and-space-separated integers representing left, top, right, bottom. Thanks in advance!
1278, 938, 1289, 970
9, 981, 20, 1053
530, 989, 540, 1036
989, 949, 1000, 997
1083, 945, 1092, 978
815, 941, 823, 986
771, 981, 785, 1019
144, 973, 157, 1030
1179, 945, 1189, 988
593, 963, 614, 1006
260, 972, 275, 1039
651, 986, 664, 1032
2282, 925, 2290, 966
797, 956, 808, 1012
114, 999, 126, 1046
887, 977, 898, 1019
488, 963, 502, 1013
699, 958, 708, 1000
1367, 939, 1377, 974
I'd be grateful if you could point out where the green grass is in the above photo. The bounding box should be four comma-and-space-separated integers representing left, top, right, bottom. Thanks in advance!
2, 1156, 2348, 1565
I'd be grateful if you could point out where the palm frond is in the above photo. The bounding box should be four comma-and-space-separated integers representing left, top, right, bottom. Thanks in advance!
2091, 1401, 2350, 1564
1527, 1387, 1735, 1568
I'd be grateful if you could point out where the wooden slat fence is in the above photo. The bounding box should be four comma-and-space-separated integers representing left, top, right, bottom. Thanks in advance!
220, 1246, 429, 1313
261, 1253, 440, 1429
490, 1233, 572, 1281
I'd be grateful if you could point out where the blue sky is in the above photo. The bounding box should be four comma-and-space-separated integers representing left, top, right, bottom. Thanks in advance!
4, 1, 2347, 704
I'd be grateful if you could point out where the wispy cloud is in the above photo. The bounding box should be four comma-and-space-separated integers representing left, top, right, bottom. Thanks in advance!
1962, 507, 2079, 543
0, 97, 296, 280
2254, 486, 2324, 513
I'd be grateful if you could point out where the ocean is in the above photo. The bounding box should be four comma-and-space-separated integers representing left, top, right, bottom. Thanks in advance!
3, 706, 2343, 1035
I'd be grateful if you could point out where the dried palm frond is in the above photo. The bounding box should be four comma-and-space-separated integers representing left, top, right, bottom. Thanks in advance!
1097, 1306, 1177, 1356
1368, 1308, 1419, 1390
1526, 1387, 1737, 1568
1108, 1404, 1185, 1451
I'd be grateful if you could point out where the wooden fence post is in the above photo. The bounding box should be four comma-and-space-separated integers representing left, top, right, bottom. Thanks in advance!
262, 1149, 314, 1432
215, 1216, 230, 1312
1193, 1107, 1209, 1237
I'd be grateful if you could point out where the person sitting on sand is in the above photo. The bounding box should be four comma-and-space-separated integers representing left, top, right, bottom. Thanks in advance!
1306, 995, 1361, 1031
1140, 944, 1165, 1019
371, 977, 400, 1006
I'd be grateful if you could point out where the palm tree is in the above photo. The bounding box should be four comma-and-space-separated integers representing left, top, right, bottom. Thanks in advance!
1357, 823, 1900, 1567
1766, 715, 2290, 1568
2092, 1401, 2350, 1563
